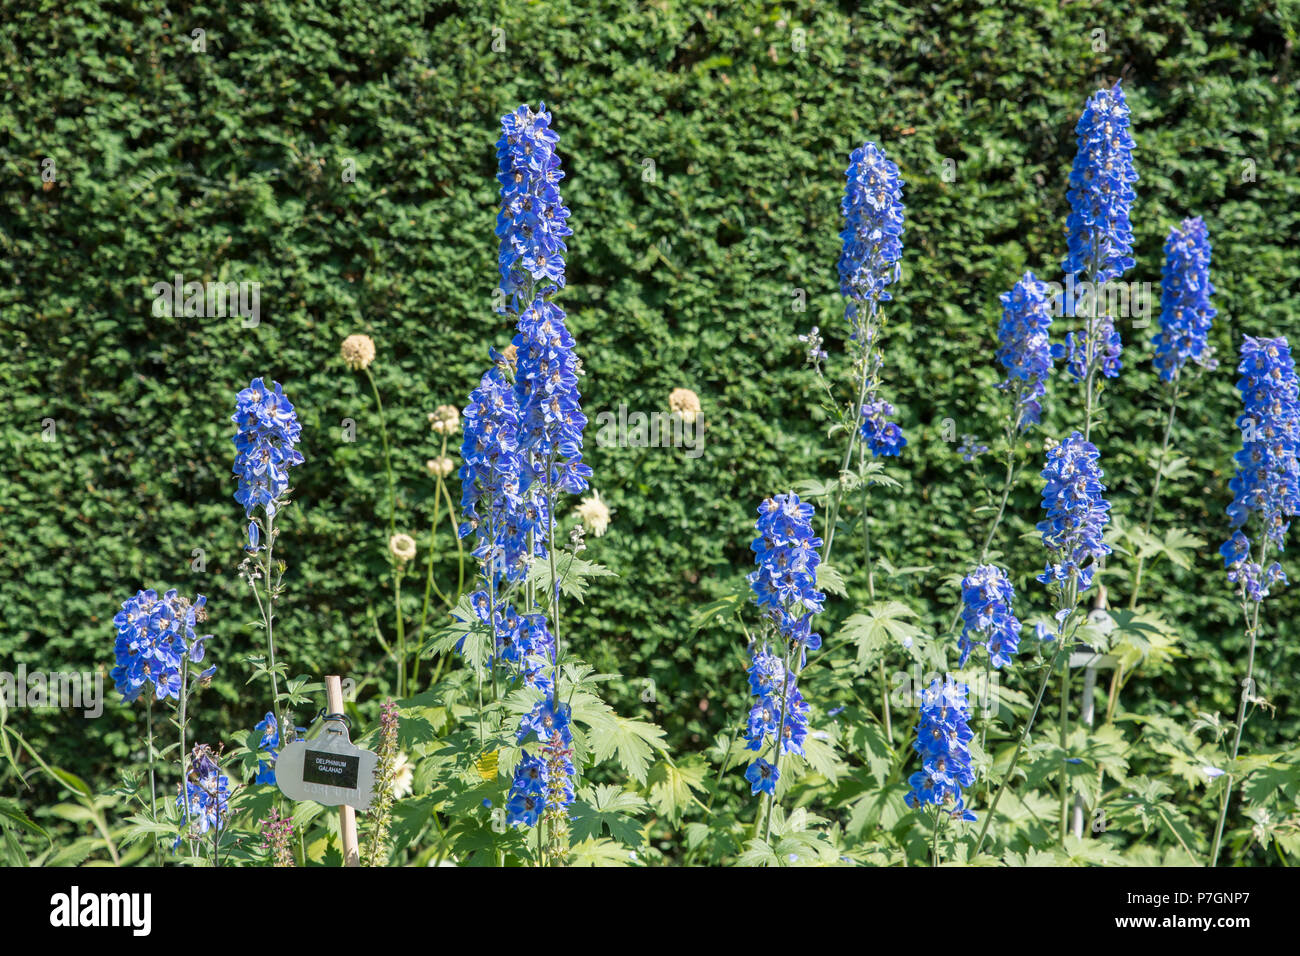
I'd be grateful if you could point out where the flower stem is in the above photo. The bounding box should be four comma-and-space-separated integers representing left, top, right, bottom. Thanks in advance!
145, 694, 160, 866
1210, 538, 1269, 866
822, 334, 874, 565
415, 435, 452, 666
1057, 663, 1070, 845
364, 367, 397, 539
262, 510, 286, 755
1129, 382, 1180, 609
974, 611, 1077, 857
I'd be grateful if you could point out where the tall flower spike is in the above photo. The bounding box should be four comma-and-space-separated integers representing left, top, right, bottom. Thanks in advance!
1153, 217, 1217, 383
958, 565, 1022, 669
231, 377, 304, 547
509, 700, 575, 834
996, 272, 1054, 429
1036, 432, 1112, 599
838, 142, 905, 325
1057, 81, 1138, 385
905, 677, 977, 822
458, 359, 532, 585
747, 493, 825, 654
1062, 81, 1138, 284
742, 494, 821, 796
839, 142, 907, 457
1221, 336, 1300, 599
513, 298, 592, 500
496, 103, 572, 308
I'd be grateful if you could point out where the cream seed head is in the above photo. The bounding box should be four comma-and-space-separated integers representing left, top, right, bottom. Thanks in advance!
340, 333, 376, 371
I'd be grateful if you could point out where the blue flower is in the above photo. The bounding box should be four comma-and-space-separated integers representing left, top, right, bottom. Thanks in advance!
518, 699, 572, 747
1153, 218, 1217, 383
175, 744, 229, 849
838, 142, 905, 322
905, 678, 976, 821
506, 753, 547, 828
458, 358, 534, 586
860, 398, 907, 457
1062, 81, 1138, 285
959, 565, 1022, 669
1222, 336, 1300, 600
745, 759, 779, 796
1056, 314, 1123, 383
957, 435, 989, 462
459, 592, 555, 694
254, 711, 279, 785
231, 378, 304, 542
740, 494, 822, 795
513, 299, 592, 502
110, 589, 214, 704
1056, 82, 1138, 385
509, 702, 576, 825
748, 493, 825, 650
1036, 432, 1112, 600
996, 272, 1054, 428
497, 103, 572, 308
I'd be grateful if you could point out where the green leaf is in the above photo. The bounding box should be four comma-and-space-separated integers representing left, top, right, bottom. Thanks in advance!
569, 785, 647, 845
837, 601, 925, 671
646, 758, 707, 824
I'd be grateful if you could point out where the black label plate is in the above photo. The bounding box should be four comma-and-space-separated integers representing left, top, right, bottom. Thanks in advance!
302, 750, 360, 789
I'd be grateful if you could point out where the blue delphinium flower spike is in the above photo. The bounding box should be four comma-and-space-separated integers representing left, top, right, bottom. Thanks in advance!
1057, 81, 1139, 385
742, 493, 823, 796
1062, 81, 1138, 285
175, 744, 230, 850
905, 677, 977, 822
231, 378, 304, 537
839, 142, 908, 457
996, 272, 1054, 429
838, 143, 905, 321
1153, 217, 1218, 383
958, 565, 1022, 669
1036, 432, 1112, 601
497, 103, 572, 308
1221, 336, 1300, 600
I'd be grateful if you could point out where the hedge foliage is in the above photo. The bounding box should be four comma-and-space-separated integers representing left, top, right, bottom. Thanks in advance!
1, 0, 1297, 861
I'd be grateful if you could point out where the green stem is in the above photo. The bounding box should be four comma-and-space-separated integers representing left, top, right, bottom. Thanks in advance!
365, 367, 397, 539
146, 695, 160, 866
1058, 663, 1070, 845
1129, 382, 1180, 609
263, 511, 285, 757
974, 609, 1077, 857
395, 569, 406, 697
931, 808, 946, 867
822, 332, 875, 565
945, 417, 1021, 637
1210, 538, 1268, 866
177, 659, 194, 856
415, 435, 452, 660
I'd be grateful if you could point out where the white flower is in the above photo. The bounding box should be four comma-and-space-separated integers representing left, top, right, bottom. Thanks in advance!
428, 405, 460, 435
388, 533, 417, 564
575, 491, 612, 537
392, 752, 413, 798
426, 456, 455, 479
340, 333, 376, 371
668, 387, 702, 424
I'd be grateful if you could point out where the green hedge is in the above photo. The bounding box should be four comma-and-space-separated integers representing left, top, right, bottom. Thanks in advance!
2, 0, 1297, 853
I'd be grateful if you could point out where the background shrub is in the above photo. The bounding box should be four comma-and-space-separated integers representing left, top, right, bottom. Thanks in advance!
1, 0, 1296, 861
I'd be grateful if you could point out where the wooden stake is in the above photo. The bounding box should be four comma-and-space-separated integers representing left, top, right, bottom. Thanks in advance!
325, 675, 360, 867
